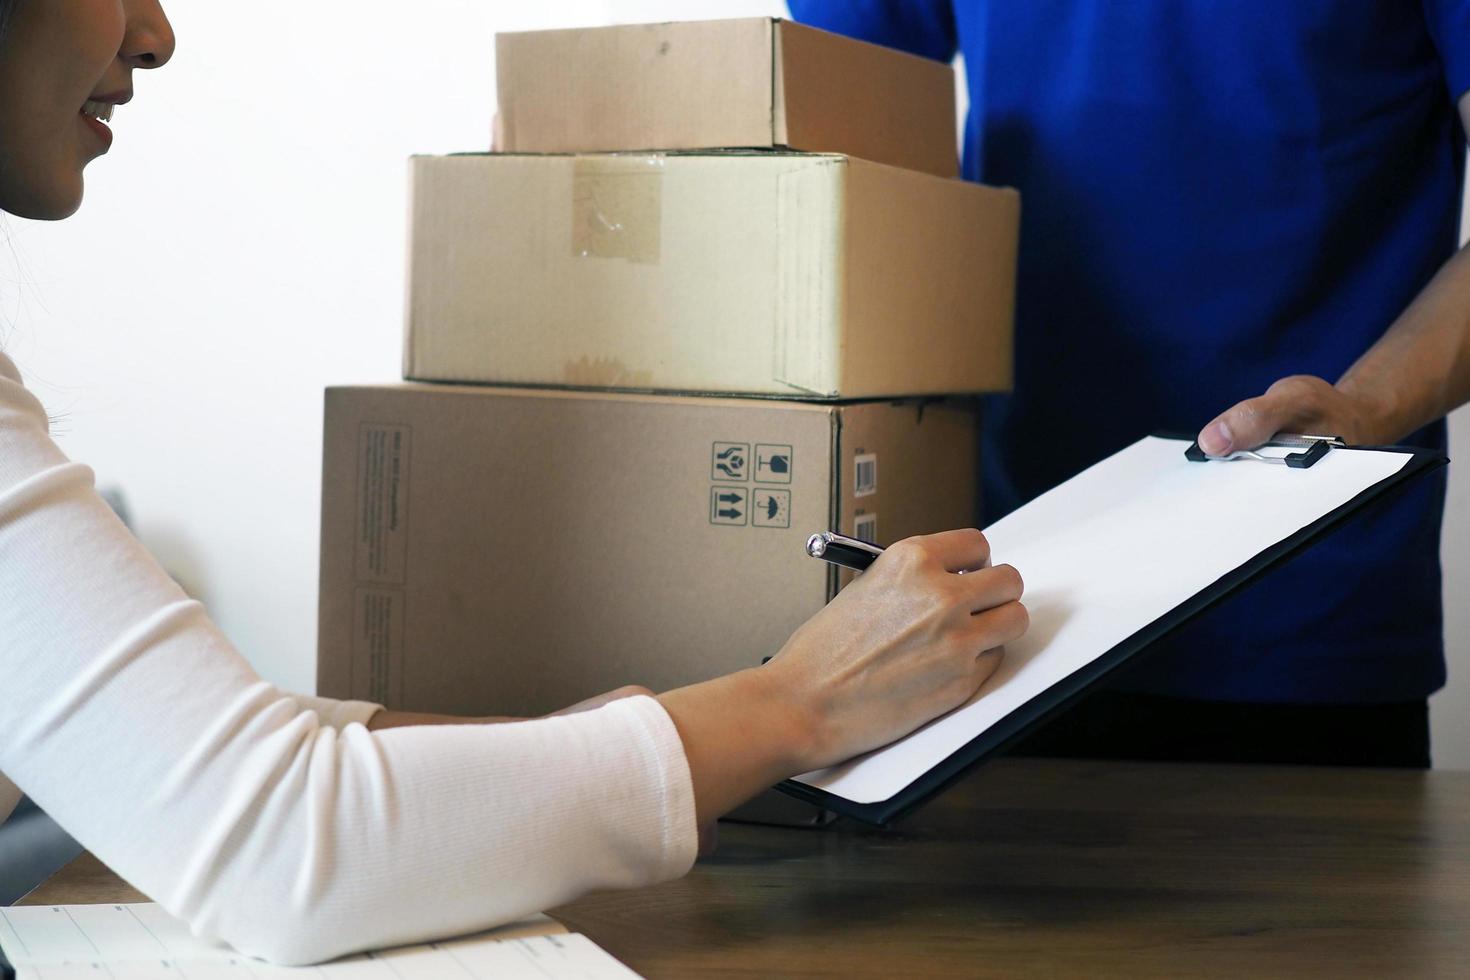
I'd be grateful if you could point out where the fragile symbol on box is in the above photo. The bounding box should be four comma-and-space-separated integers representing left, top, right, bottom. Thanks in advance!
755, 444, 793, 484
752, 489, 791, 528
711, 442, 749, 482
710, 486, 748, 526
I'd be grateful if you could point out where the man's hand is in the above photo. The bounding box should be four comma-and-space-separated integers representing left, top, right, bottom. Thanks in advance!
1197, 375, 1390, 456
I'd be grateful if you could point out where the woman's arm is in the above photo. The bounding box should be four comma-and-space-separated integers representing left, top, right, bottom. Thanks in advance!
0, 360, 694, 964
0, 355, 1021, 964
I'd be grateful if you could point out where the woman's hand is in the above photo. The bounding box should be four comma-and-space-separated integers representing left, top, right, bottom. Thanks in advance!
657, 529, 1027, 827
765, 528, 1025, 770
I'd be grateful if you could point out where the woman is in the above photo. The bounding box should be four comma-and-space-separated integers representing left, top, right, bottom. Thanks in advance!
0, 0, 1028, 965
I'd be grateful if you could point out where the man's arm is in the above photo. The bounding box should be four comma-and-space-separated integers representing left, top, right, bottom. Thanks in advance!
1197, 92, 1470, 454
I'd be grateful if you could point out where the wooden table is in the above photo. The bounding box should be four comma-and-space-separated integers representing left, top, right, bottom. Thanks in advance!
21, 759, 1470, 977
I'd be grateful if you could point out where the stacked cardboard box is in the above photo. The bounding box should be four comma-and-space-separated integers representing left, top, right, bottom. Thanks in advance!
317, 20, 1019, 775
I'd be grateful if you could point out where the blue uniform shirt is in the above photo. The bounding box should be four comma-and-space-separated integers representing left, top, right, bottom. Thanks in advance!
790, 0, 1468, 703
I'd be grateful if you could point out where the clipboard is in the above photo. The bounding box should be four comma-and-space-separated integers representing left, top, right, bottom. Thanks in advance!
777, 433, 1448, 826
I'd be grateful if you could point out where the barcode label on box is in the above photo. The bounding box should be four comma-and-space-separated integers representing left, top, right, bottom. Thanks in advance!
854, 453, 878, 497
854, 513, 878, 545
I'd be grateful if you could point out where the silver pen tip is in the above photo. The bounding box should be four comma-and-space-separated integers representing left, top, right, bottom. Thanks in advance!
805, 533, 828, 558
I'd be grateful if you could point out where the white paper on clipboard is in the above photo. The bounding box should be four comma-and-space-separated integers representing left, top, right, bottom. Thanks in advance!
793, 435, 1414, 806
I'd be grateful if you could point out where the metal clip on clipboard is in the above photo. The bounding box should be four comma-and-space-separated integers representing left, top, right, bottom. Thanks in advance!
1184, 433, 1347, 469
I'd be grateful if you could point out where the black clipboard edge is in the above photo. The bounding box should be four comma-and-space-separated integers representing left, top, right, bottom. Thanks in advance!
777, 439, 1449, 826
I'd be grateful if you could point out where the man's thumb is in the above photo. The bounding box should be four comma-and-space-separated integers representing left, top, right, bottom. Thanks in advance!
1198, 394, 1289, 456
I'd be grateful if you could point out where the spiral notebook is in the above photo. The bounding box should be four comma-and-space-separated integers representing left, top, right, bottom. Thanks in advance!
779, 434, 1447, 825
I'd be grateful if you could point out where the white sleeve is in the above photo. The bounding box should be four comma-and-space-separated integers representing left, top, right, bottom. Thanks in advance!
284, 693, 383, 730
0, 356, 699, 965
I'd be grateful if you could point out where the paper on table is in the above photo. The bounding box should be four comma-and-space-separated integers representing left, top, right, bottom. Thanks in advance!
0, 903, 641, 979
793, 435, 1413, 805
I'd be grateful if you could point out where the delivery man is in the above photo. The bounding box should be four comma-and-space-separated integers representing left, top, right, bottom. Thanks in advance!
789, 1, 1470, 766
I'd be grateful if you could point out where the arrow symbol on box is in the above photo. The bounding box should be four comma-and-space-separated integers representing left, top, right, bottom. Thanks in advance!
718, 493, 743, 504
718, 508, 743, 519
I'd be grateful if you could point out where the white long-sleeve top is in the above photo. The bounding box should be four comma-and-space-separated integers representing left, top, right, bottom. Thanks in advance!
0, 352, 698, 964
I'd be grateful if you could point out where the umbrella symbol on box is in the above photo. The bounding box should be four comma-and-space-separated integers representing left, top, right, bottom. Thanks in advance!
752, 489, 791, 528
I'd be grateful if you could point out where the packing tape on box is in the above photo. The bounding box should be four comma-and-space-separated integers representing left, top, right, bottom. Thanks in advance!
571, 155, 664, 264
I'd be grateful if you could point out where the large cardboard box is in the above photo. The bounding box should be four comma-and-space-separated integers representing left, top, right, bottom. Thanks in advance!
405, 153, 1019, 399
317, 384, 979, 717
495, 18, 958, 178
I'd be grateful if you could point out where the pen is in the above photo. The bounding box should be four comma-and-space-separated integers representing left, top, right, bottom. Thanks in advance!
806, 531, 885, 572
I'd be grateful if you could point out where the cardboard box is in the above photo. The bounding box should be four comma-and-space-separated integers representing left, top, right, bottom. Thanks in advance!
405, 152, 1018, 399
317, 384, 979, 717
495, 18, 958, 178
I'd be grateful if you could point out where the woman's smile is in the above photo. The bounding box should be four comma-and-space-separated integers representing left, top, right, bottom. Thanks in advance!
79, 92, 127, 152
0, 0, 171, 219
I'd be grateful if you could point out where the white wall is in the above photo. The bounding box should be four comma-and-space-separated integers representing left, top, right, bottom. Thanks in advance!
1436, 412, 1470, 766
5, 0, 1468, 765
1428, 172, 1470, 766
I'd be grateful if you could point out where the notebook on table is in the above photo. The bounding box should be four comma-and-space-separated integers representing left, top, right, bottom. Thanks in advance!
0, 903, 641, 979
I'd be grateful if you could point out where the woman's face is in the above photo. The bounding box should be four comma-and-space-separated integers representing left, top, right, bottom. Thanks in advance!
0, 0, 174, 220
